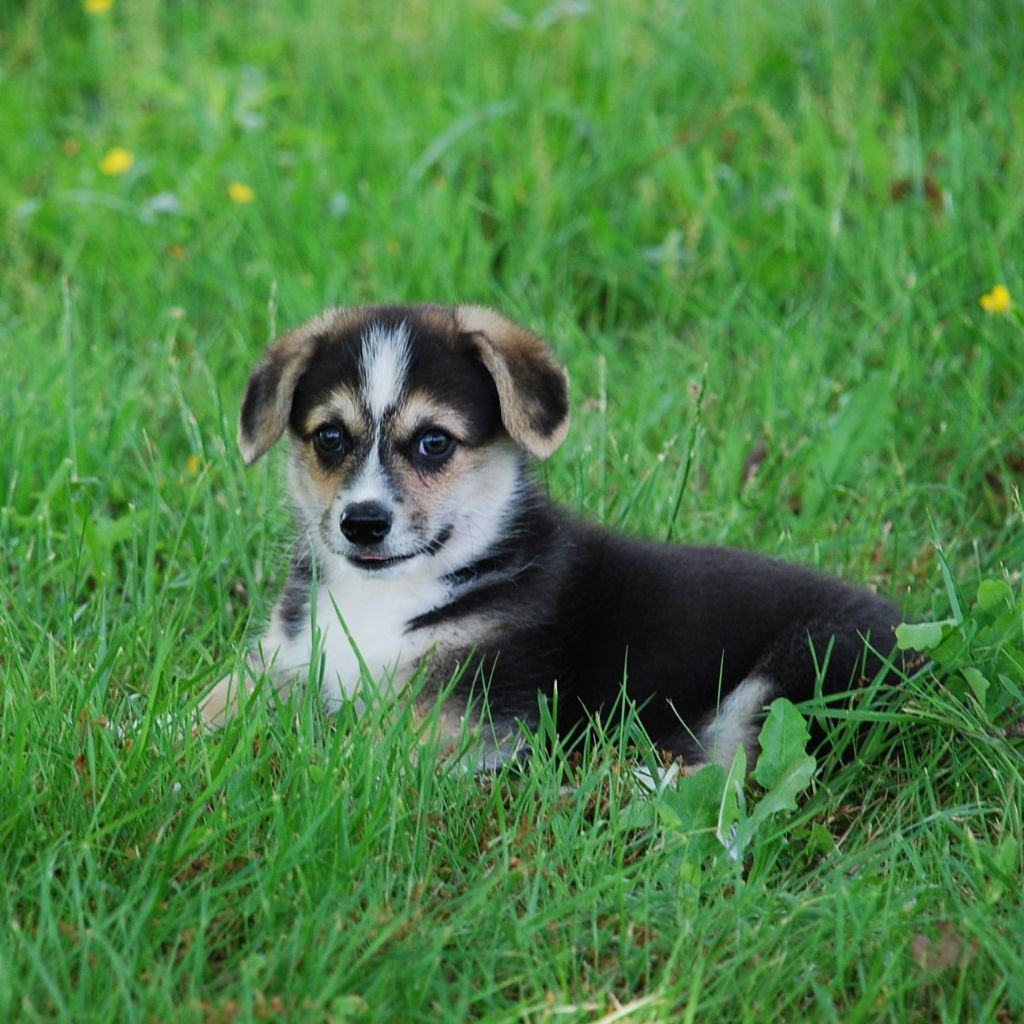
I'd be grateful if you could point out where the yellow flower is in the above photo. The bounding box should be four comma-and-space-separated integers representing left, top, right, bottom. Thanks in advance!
979, 284, 1012, 314
227, 181, 255, 205
99, 147, 134, 176
85, 0, 114, 12
186, 454, 202, 475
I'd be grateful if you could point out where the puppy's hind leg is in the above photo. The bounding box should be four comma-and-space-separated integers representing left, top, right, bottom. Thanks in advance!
697, 675, 776, 769
696, 604, 900, 768
744, 610, 900, 758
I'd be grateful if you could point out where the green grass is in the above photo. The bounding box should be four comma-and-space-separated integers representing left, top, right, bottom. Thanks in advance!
2, 0, 1024, 1019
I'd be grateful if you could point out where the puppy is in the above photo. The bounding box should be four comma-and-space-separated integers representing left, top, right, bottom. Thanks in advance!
201, 304, 902, 767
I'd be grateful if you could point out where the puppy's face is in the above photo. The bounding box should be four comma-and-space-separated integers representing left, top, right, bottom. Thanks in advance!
237, 305, 570, 577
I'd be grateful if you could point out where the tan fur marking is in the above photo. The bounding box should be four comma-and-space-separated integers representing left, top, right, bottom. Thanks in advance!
299, 386, 367, 437
403, 304, 456, 334
393, 391, 470, 443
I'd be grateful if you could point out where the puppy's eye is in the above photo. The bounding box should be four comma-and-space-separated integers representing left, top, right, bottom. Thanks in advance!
416, 429, 454, 460
312, 424, 348, 458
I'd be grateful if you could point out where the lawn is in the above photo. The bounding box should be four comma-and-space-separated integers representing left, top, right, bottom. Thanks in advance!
2, 1, 1023, 1020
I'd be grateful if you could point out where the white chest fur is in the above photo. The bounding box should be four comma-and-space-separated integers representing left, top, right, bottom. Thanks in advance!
260, 562, 450, 711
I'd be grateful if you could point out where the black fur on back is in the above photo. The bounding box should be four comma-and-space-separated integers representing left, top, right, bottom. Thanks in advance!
412, 480, 902, 757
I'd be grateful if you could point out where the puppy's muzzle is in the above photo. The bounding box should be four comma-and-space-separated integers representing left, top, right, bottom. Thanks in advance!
340, 501, 393, 546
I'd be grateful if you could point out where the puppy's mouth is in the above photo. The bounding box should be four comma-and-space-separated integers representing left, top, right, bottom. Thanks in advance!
344, 524, 453, 573
346, 550, 416, 572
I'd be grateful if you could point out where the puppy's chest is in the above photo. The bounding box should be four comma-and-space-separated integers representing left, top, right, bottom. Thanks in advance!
270, 570, 453, 701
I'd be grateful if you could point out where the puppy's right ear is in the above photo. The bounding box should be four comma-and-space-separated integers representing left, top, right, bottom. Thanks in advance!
237, 326, 317, 465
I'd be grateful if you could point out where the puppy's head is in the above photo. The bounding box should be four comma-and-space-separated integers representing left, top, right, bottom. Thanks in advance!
238, 304, 570, 575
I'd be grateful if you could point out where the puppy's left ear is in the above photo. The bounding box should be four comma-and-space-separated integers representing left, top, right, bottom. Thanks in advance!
457, 305, 570, 460
237, 324, 318, 465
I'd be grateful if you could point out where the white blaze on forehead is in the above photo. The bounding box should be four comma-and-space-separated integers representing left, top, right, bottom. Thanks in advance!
360, 322, 412, 420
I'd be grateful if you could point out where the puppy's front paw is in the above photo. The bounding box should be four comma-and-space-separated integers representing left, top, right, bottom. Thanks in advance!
199, 673, 256, 729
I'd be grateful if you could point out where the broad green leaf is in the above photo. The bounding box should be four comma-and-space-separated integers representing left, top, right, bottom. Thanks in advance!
975, 578, 1013, 615
659, 763, 728, 832
752, 699, 812, 791
727, 701, 817, 858
750, 753, 815, 821
658, 764, 731, 864
961, 667, 989, 705
931, 624, 974, 666
895, 620, 949, 651
734, 751, 816, 857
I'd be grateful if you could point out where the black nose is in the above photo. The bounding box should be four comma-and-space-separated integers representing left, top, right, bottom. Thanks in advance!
339, 501, 393, 546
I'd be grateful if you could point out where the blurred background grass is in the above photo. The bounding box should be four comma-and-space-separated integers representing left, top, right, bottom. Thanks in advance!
4, 0, 1021, 586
